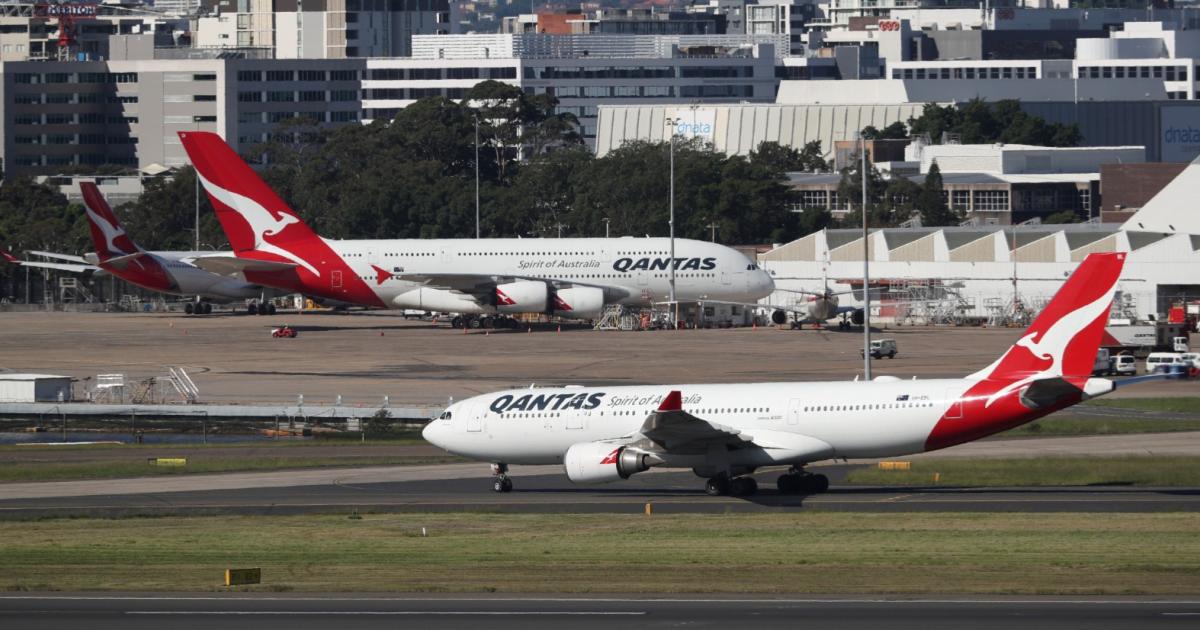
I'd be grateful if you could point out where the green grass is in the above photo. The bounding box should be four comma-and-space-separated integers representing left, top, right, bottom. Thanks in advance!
0, 436, 430, 453
1085, 397, 1200, 414
0, 456, 463, 483
1000, 416, 1200, 436
0, 512, 1196, 594
845, 456, 1200, 487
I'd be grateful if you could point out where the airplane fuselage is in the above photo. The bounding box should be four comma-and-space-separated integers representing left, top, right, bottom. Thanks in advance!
97, 251, 264, 301
246, 237, 774, 315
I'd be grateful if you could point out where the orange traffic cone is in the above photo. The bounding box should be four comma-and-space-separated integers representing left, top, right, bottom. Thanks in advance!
557, 325, 561, 334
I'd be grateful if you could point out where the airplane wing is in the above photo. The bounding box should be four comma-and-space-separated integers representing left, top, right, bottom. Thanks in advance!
619, 391, 835, 462
190, 255, 299, 276
394, 272, 632, 301
9, 260, 102, 274
26, 250, 90, 264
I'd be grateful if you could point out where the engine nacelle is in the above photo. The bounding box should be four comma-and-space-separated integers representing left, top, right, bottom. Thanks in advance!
850, 308, 864, 326
563, 442, 653, 484
494, 280, 548, 314
553, 286, 605, 320
771, 309, 788, 325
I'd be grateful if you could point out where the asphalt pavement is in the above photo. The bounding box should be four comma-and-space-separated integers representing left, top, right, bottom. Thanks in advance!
2, 595, 1199, 630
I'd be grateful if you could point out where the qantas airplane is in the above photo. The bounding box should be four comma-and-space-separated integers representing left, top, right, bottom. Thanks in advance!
15, 182, 279, 315
424, 253, 1151, 496
177, 131, 775, 326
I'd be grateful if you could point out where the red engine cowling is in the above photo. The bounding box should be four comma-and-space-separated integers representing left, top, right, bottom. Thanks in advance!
494, 280, 548, 313
552, 286, 605, 320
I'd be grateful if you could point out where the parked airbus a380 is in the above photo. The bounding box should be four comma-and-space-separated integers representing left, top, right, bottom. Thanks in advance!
177, 131, 774, 324
15, 183, 279, 314
424, 253, 1148, 496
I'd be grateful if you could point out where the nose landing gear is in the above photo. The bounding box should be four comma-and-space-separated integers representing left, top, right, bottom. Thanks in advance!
490, 462, 513, 493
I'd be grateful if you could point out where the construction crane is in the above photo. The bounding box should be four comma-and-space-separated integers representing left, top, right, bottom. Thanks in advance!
32, 2, 99, 60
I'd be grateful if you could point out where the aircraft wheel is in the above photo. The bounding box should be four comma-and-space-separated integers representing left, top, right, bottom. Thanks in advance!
184, 303, 195, 315
480, 316, 493, 329
266, 303, 276, 315
731, 477, 758, 497
777, 474, 801, 494
806, 474, 830, 494
468, 317, 482, 329
492, 477, 513, 493
247, 303, 258, 315
451, 316, 464, 329
202, 303, 213, 315
705, 476, 731, 496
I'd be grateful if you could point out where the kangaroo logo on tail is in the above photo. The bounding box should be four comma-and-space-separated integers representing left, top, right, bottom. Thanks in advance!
195, 171, 319, 277
80, 182, 143, 267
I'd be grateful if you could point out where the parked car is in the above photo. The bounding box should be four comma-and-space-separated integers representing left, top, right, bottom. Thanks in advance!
860, 339, 898, 359
1112, 354, 1138, 376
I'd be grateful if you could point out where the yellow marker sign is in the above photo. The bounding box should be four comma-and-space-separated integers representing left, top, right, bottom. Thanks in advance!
148, 458, 187, 466
877, 461, 911, 470
225, 568, 261, 586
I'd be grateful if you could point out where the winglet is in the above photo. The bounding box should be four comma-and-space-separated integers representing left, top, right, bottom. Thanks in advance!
0, 250, 17, 264
657, 390, 683, 412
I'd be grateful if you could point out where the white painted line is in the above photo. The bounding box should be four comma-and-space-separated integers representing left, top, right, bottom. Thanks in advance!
125, 611, 646, 616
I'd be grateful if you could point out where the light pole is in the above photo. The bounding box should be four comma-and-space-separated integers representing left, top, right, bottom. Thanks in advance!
194, 169, 200, 252
474, 114, 480, 239
664, 117, 678, 327
706, 221, 718, 242
602, 217, 610, 238
860, 131, 872, 381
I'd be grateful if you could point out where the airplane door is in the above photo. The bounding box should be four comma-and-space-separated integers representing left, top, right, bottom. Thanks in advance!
466, 401, 484, 432
331, 270, 343, 290
787, 398, 802, 425
721, 271, 731, 285
636, 270, 648, 287
944, 389, 963, 420
440, 248, 451, 266
566, 413, 584, 430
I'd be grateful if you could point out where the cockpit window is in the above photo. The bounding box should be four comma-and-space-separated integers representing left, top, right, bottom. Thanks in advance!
746, 264, 759, 271
439, 411, 452, 420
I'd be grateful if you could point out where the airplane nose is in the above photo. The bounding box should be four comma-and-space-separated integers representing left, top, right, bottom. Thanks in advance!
422, 419, 442, 447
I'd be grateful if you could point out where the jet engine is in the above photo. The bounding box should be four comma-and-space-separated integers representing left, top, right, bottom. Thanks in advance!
552, 287, 605, 320
494, 280, 548, 313
564, 442, 654, 484
851, 308, 864, 326
771, 309, 788, 325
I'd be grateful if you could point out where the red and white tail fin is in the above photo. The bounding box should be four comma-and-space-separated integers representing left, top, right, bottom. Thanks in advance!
968, 252, 1126, 389
176, 131, 323, 276
80, 182, 141, 262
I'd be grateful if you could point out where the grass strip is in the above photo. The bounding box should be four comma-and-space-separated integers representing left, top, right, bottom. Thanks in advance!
1084, 397, 1200, 414
846, 456, 1200, 487
999, 416, 1200, 436
0, 456, 463, 483
0, 512, 1196, 594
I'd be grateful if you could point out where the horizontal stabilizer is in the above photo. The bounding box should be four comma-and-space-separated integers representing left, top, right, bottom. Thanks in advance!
13, 260, 101, 274
1018, 377, 1083, 409
27, 250, 89, 264
192, 255, 298, 276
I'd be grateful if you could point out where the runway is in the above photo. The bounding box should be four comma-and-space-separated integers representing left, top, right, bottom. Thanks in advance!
2, 595, 1199, 630
1, 464, 1198, 517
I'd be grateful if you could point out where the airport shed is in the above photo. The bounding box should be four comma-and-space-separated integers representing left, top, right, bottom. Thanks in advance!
0, 374, 73, 403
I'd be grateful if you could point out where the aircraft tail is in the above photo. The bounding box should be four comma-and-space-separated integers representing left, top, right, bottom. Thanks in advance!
967, 252, 1126, 386
80, 182, 141, 262
1122, 153, 1200, 234
176, 131, 322, 258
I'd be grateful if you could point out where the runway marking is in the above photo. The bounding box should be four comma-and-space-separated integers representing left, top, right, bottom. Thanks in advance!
126, 611, 647, 616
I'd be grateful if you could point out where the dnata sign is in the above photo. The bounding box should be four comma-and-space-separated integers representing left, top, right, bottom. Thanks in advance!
668, 108, 717, 140
1160, 106, 1200, 162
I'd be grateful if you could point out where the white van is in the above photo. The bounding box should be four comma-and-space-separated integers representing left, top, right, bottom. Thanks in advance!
860, 339, 897, 359
1112, 354, 1138, 376
1146, 352, 1189, 374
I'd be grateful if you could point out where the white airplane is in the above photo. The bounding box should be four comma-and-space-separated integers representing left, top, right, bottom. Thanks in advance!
177, 131, 775, 326
13, 183, 280, 315
424, 252, 1151, 496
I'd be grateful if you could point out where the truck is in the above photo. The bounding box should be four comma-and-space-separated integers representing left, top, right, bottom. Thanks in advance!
1102, 321, 1189, 355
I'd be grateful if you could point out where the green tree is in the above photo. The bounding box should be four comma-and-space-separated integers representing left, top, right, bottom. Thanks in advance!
749, 140, 829, 173
917, 162, 960, 226
1044, 210, 1084, 224
837, 150, 892, 227
118, 167, 224, 251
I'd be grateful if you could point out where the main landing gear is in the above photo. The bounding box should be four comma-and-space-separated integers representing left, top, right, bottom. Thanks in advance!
184, 302, 212, 315
776, 467, 830, 494
451, 315, 521, 330
704, 474, 759, 497
491, 462, 513, 493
